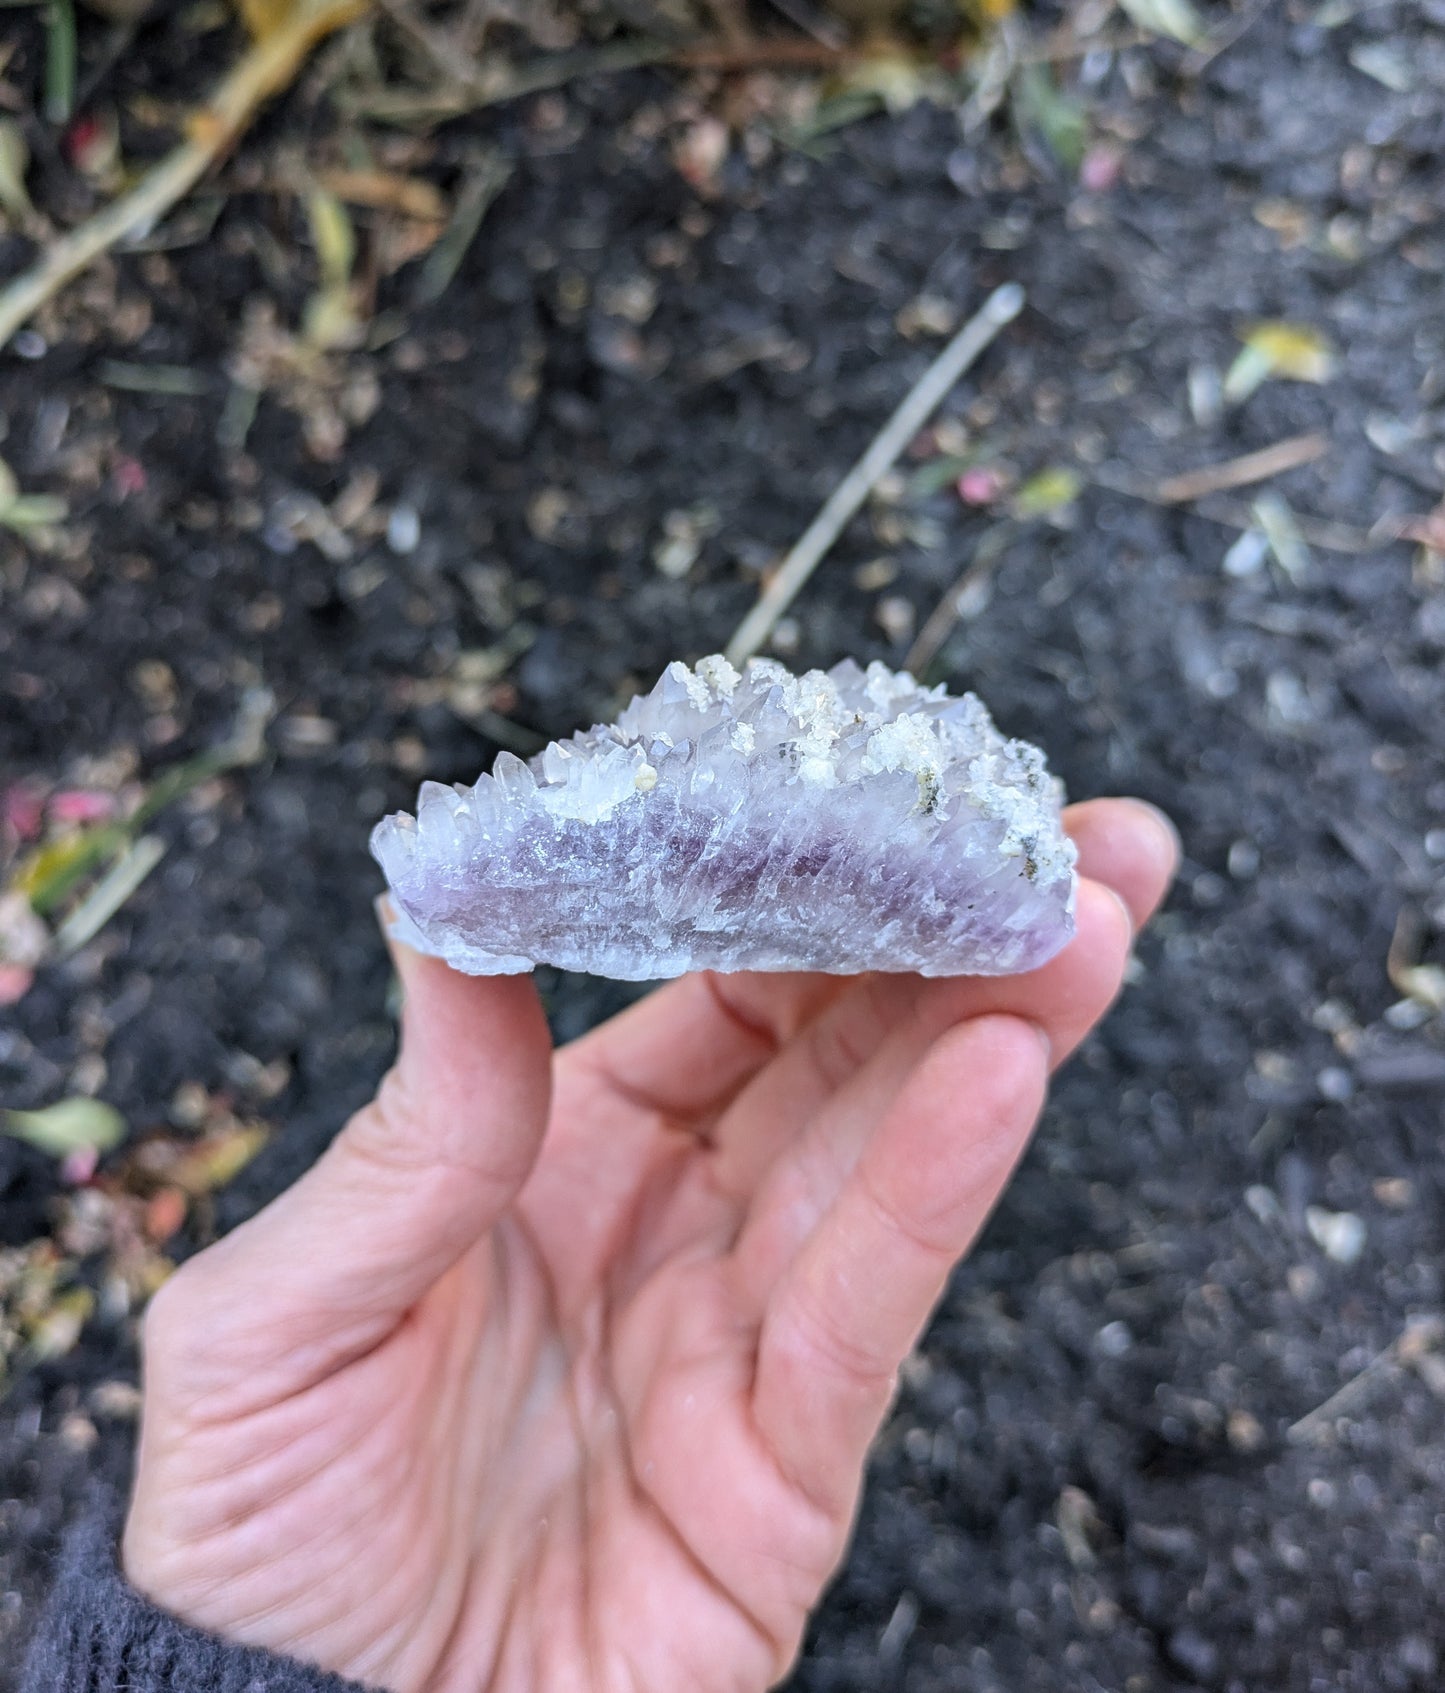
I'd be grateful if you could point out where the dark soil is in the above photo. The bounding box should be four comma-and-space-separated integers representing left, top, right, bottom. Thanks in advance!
4, 3, 1445, 1689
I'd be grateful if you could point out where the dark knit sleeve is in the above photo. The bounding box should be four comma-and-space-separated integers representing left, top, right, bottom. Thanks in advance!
20, 1494, 382, 1693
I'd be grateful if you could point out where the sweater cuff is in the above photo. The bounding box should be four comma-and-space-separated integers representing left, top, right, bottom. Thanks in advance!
21, 1491, 381, 1693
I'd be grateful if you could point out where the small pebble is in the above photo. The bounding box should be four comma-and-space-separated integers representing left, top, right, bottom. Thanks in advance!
1227, 839, 1260, 878
1245, 1184, 1283, 1225
1192, 871, 1226, 907
1385, 998, 1433, 1031
1306, 1206, 1366, 1265
1310, 999, 1355, 1034
769, 617, 800, 655
1399, 1635, 1438, 1679
387, 504, 421, 555
1374, 1177, 1414, 1209
1223, 529, 1268, 577
90, 1380, 142, 1419
1188, 363, 1223, 427
875, 595, 915, 645
1096, 1320, 1133, 1358
58, 1413, 98, 1453
1227, 1408, 1266, 1453
1167, 1627, 1219, 1682
1317, 1066, 1354, 1102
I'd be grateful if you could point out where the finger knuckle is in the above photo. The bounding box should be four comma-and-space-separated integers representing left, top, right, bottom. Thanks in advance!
139, 1249, 228, 1366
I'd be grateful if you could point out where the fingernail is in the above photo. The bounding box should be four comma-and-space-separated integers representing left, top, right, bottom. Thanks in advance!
375, 895, 424, 996
1125, 799, 1181, 870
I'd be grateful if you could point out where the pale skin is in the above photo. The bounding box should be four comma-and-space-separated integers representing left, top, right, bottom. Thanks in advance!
123, 797, 1178, 1693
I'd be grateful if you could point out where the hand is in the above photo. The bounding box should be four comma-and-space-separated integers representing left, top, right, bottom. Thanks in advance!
123, 798, 1177, 1693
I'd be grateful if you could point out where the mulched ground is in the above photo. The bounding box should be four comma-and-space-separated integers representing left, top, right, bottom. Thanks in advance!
4, 2, 1445, 1688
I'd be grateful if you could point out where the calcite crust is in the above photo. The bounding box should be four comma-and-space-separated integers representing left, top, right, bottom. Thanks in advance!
371, 655, 1077, 981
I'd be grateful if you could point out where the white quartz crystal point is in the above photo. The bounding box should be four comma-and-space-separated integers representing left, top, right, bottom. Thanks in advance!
370, 654, 1078, 981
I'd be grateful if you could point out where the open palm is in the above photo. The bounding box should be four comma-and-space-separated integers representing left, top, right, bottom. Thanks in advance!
123, 798, 1177, 1693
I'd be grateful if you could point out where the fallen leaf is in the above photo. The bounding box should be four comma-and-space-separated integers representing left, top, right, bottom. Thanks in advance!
1012, 466, 1082, 518
6, 697, 271, 914
1117, 0, 1205, 46
170, 1123, 269, 1195
3, 1099, 127, 1158
25, 1286, 94, 1361
1012, 64, 1087, 172
7, 824, 126, 913
1224, 322, 1336, 405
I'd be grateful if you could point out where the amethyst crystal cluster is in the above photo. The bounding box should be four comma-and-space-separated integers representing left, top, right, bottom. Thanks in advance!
371, 655, 1077, 981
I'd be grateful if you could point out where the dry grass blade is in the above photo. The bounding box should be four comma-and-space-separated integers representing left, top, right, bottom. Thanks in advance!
904, 522, 1015, 676
2, 1098, 127, 1157
412, 148, 513, 309
0, 0, 369, 351
343, 39, 670, 125
49, 834, 166, 958
1287, 1316, 1445, 1445
1151, 433, 1328, 504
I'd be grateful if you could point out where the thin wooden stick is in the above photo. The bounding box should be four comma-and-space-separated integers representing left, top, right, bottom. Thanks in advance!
1151, 432, 1327, 504
904, 521, 1015, 676
724, 282, 1024, 668
0, 0, 367, 351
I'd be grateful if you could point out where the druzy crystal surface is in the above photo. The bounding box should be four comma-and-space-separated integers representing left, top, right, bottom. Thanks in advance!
371, 655, 1077, 981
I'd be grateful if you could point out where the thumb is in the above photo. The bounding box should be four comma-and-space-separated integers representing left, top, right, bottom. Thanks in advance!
171, 926, 552, 1379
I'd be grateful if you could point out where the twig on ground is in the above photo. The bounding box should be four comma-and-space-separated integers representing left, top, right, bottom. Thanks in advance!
1150, 432, 1328, 504
904, 522, 1015, 676
1017, 24, 1152, 63
725, 282, 1025, 668
1092, 470, 1381, 554
1287, 1316, 1444, 1445
672, 36, 851, 70
339, 38, 671, 123
0, 0, 367, 351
